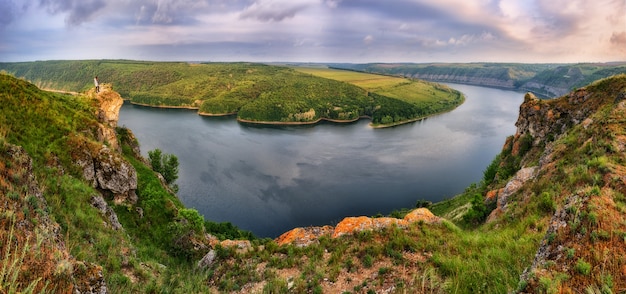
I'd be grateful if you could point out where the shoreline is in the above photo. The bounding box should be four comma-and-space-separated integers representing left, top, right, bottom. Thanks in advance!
127, 98, 465, 129
237, 117, 365, 125
371, 93, 465, 129
129, 101, 199, 110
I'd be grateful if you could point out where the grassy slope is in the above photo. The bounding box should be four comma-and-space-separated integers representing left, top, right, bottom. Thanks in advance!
0, 74, 241, 292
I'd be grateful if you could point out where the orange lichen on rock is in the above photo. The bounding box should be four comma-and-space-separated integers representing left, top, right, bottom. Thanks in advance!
402, 208, 440, 223
276, 208, 441, 245
275, 226, 334, 247
485, 188, 503, 202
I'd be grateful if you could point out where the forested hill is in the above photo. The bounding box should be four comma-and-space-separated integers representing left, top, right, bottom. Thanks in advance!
332, 62, 626, 98
0, 60, 462, 127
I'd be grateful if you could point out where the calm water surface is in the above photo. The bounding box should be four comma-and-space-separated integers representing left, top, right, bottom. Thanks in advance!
119, 84, 524, 237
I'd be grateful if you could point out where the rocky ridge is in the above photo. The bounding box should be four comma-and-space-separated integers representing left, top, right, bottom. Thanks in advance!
487, 74, 626, 291
275, 208, 441, 247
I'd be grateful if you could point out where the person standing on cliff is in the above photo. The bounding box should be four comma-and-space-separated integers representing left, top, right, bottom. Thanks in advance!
94, 76, 100, 93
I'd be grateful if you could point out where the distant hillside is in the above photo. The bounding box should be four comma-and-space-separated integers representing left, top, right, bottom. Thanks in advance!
333, 62, 626, 98
0, 60, 463, 127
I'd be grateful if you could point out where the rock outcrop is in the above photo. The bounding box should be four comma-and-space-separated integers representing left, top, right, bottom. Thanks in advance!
92, 84, 124, 151
513, 89, 601, 148
68, 86, 139, 205
74, 141, 138, 205
487, 166, 538, 221
276, 208, 440, 246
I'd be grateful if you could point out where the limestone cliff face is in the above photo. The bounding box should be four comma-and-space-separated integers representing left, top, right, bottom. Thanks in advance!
487, 75, 626, 291
513, 89, 601, 149
411, 73, 516, 89
92, 83, 124, 152
72, 85, 138, 205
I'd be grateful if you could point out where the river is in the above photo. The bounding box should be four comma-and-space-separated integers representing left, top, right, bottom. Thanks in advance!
118, 84, 524, 237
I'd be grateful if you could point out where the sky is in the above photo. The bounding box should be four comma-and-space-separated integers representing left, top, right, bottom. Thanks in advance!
1, 0, 625, 63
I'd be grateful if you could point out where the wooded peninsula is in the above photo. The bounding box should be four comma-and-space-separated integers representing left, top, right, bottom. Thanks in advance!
0, 60, 464, 128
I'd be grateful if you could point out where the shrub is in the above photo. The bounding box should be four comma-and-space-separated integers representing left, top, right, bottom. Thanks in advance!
483, 154, 501, 185
537, 192, 556, 215
362, 254, 373, 268
462, 193, 493, 225
575, 259, 592, 275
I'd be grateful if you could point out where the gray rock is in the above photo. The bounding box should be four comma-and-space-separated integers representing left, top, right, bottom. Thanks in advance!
197, 250, 217, 270
90, 194, 123, 230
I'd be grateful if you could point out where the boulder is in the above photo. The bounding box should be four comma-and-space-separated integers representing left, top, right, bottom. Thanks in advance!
403, 207, 440, 223
276, 226, 334, 247
197, 250, 217, 270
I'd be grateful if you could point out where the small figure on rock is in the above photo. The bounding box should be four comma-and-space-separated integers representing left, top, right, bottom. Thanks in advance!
94, 76, 100, 93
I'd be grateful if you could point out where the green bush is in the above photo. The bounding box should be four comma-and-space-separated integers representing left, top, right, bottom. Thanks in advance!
575, 258, 592, 275
462, 193, 492, 225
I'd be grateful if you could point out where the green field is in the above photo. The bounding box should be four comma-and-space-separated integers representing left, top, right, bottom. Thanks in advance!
295, 66, 464, 125
294, 66, 462, 105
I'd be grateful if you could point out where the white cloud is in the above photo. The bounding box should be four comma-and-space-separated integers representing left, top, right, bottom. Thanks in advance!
363, 35, 374, 45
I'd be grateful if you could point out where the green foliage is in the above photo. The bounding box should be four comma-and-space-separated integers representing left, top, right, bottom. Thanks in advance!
204, 221, 255, 241
575, 258, 592, 275
148, 148, 179, 185
462, 193, 492, 225
537, 192, 557, 215
483, 154, 501, 186
177, 208, 205, 234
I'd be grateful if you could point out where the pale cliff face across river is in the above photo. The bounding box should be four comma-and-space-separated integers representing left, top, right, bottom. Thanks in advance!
119, 84, 524, 237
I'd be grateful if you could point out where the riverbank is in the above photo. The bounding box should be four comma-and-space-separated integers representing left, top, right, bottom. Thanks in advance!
129, 101, 200, 110
371, 93, 465, 129
131, 99, 463, 129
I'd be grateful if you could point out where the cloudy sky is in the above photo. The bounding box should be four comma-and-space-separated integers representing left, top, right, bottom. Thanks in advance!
1, 0, 625, 63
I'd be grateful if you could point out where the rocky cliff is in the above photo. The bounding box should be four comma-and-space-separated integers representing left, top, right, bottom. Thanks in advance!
77, 83, 137, 205
489, 74, 626, 292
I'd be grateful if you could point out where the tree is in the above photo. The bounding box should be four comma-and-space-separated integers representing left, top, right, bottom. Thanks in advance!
148, 148, 179, 187
161, 153, 179, 184
148, 149, 163, 173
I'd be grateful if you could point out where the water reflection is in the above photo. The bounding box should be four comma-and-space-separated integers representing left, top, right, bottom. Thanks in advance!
119, 84, 524, 237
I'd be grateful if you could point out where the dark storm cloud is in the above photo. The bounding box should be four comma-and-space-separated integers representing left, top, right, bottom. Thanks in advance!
129, 0, 218, 25
36, 0, 246, 26
0, 0, 31, 28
